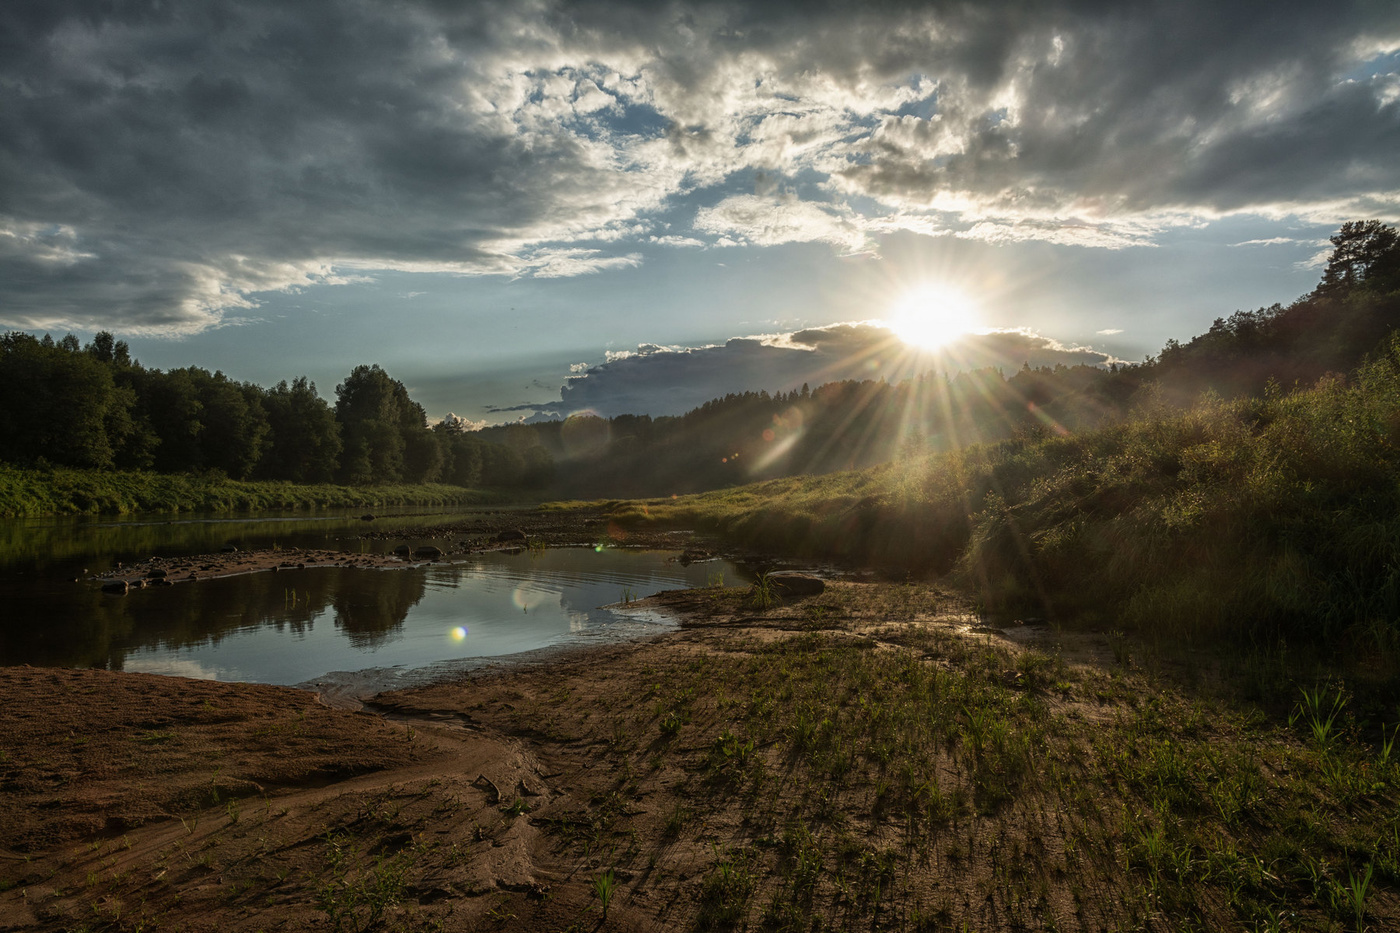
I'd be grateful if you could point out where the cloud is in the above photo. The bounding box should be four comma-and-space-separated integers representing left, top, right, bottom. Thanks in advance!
504, 321, 1117, 420
694, 194, 867, 251
955, 220, 1162, 250
1232, 237, 1306, 247
2, 1, 1397, 333
440, 412, 488, 432
1296, 248, 1335, 270
516, 248, 644, 278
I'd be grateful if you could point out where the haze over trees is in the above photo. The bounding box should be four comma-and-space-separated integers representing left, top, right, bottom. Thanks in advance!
2, 221, 1397, 499
472, 220, 1400, 497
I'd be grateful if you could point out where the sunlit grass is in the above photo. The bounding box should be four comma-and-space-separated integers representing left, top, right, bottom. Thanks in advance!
570, 333, 1400, 665
503, 587, 1400, 930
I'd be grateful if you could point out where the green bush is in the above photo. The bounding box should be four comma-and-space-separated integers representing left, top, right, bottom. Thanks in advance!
599, 333, 1400, 657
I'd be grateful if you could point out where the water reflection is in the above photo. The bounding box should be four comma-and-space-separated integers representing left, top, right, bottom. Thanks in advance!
1, 547, 736, 686
329, 571, 428, 649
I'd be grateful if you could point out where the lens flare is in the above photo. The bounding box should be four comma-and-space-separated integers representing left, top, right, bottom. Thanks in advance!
887, 283, 980, 351
451, 626, 467, 641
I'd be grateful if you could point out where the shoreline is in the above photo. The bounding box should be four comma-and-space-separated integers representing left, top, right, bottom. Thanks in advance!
85, 505, 743, 590
6, 573, 1397, 930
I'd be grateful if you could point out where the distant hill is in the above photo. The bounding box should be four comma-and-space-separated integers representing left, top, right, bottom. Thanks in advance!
480, 221, 1400, 498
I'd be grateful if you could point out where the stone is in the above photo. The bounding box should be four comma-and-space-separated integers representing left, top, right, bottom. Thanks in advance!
414, 546, 443, 559
101, 580, 129, 596
495, 529, 528, 543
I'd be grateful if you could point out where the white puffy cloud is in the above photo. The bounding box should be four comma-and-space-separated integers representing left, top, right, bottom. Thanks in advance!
516, 248, 643, 278
694, 195, 866, 251
955, 221, 1161, 250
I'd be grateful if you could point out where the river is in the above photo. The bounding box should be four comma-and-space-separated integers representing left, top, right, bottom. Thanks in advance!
0, 507, 737, 692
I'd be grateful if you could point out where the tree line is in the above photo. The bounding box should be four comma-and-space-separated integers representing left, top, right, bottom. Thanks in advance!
5, 221, 1394, 497
477, 221, 1400, 497
0, 338, 552, 488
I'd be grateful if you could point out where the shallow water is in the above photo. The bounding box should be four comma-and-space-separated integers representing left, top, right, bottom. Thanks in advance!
0, 509, 735, 687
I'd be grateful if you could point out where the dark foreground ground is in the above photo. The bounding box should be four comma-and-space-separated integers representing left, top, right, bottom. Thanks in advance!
3, 522, 1398, 931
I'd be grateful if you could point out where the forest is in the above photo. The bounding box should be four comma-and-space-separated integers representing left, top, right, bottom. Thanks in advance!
2, 221, 1397, 503
0, 342, 552, 489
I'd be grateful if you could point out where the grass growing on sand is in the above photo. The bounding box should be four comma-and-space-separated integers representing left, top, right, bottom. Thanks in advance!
471, 584, 1400, 931
572, 333, 1400, 665
5, 583, 1398, 931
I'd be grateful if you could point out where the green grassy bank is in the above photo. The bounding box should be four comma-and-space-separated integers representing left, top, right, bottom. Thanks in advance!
0, 466, 502, 517
575, 335, 1400, 661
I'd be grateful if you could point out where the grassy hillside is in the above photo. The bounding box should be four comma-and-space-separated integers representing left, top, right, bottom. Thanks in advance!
576, 333, 1400, 661
0, 466, 502, 517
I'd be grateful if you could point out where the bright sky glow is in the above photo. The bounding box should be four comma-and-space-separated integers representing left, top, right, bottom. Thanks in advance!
886, 284, 982, 352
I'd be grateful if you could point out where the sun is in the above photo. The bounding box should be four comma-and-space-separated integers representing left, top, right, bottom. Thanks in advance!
886, 283, 980, 351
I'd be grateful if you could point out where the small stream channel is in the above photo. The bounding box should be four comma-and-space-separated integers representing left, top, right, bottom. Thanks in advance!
0, 508, 739, 694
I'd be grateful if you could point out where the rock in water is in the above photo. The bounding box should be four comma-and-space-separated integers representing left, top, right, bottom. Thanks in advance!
414, 546, 443, 559
495, 529, 528, 543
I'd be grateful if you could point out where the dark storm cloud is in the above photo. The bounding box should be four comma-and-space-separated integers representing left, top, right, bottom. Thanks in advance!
502, 323, 1115, 420
0, 0, 649, 331
1, 0, 1396, 332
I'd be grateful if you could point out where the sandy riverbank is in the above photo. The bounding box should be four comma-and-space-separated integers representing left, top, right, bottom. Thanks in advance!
4, 574, 1396, 931
0, 583, 996, 932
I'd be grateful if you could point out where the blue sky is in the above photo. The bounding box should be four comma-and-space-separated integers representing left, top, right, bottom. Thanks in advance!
2, 1, 1397, 423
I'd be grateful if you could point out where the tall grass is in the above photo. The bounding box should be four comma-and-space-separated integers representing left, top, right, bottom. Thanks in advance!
0, 467, 502, 517
590, 333, 1400, 656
